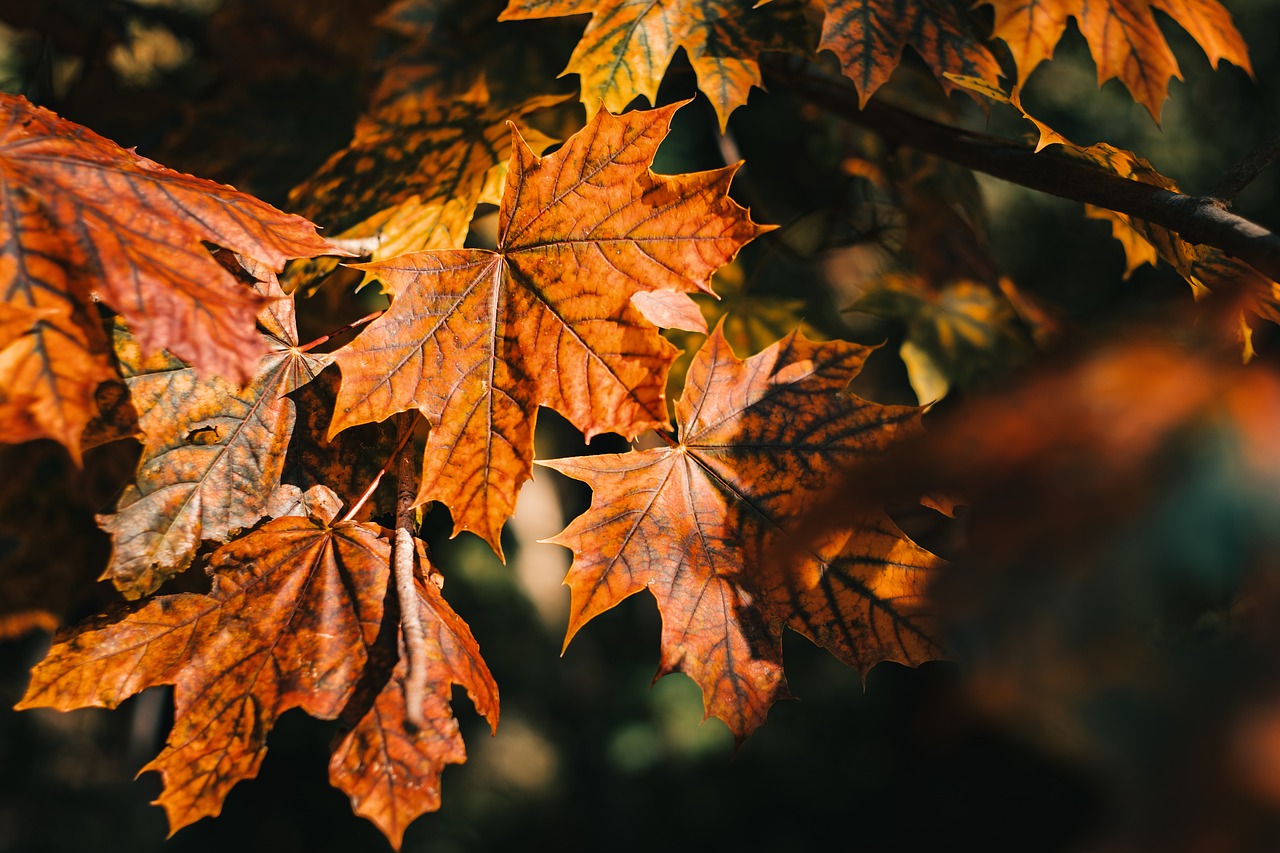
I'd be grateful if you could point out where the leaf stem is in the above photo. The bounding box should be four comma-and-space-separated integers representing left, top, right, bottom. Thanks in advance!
338, 416, 415, 523
392, 412, 429, 730
298, 309, 384, 353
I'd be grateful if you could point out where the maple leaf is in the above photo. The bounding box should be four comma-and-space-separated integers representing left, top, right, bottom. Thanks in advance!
540, 323, 942, 740
331, 572, 498, 849
20, 491, 497, 847
328, 102, 771, 555
983, 0, 1252, 120
18, 509, 391, 832
96, 271, 330, 598
499, 0, 817, 130
812, 0, 1002, 106
0, 93, 341, 388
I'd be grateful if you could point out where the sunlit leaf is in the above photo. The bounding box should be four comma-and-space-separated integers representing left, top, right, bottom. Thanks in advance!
499, 0, 817, 130
984, 0, 1251, 120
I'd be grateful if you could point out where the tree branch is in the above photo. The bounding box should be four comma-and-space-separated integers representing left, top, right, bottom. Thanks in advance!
393, 411, 429, 730
769, 63, 1280, 283
1209, 130, 1280, 208
389, 409, 430, 727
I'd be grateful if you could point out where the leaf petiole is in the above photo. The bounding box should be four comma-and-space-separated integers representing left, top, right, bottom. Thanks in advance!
338, 416, 416, 524
298, 309, 385, 353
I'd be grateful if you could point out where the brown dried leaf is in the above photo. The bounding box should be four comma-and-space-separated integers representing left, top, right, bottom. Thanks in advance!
96, 306, 330, 598
18, 516, 391, 833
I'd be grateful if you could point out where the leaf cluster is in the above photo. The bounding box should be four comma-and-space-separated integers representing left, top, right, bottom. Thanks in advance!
2, 0, 1279, 849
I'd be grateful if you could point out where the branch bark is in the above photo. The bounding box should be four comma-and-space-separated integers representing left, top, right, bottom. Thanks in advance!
770, 63, 1280, 283
393, 412, 428, 730
1209, 131, 1280, 208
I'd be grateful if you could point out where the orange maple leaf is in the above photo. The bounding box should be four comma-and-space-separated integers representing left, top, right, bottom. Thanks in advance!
19, 495, 497, 848
0, 93, 341, 391
813, 0, 1002, 105
499, 0, 817, 130
541, 324, 943, 740
19, 511, 392, 832
984, 0, 1252, 120
328, 102, 771, 555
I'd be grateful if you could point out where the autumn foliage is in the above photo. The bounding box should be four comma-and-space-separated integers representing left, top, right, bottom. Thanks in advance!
2, 0, 1278, 849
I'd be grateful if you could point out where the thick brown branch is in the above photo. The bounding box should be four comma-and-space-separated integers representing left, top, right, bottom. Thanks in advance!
393, 412, 428, 730
1209, 131, 1280, 207
771, 64, 1280, 283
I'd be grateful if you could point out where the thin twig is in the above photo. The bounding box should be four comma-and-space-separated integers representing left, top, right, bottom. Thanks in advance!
392, 412, 429, 730
766, 59, 1280, 283
326, 235, 383, 257
298, 309, 384, 352
338, 418, 415, 524
1208, 131, 1280, 208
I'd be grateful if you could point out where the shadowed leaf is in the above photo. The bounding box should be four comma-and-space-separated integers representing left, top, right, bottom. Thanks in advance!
0, 439, 137, 639
814, 0, 1002, 106
96, 277, 331, 597
541, 323, 941, 740
278, 365, 399, 521
290, 83, 563, 288
18, 514, 391, 833
374, 0, 581, 110
853, 276, 1035, 403
331, 572, 498, 849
